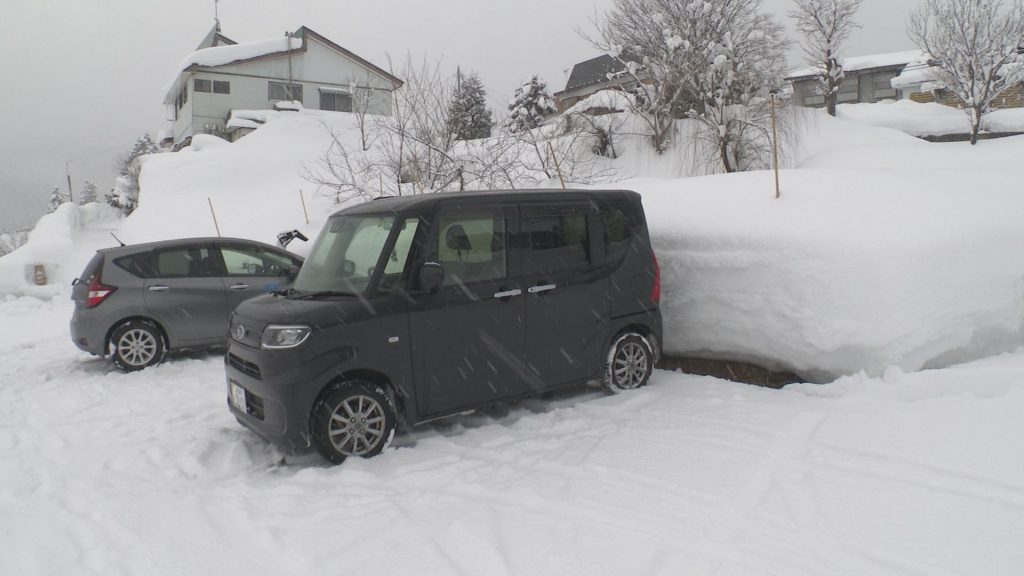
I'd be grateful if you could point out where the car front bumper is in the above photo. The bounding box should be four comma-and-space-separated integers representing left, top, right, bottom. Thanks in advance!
224, 341, 330, 452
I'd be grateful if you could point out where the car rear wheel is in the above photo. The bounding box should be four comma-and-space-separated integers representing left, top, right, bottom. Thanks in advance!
311, 382, 396, 465
110, 320, 167, 372
603, 333, 654, 393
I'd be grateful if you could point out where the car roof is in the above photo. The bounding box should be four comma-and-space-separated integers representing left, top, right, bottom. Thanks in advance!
97, 237, 285, 255
336, 189, 640, 216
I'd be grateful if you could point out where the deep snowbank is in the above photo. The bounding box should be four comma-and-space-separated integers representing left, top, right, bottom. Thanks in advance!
837, 100, 1024, 138
637, 144, 1024, 379
0, 203, 120, 295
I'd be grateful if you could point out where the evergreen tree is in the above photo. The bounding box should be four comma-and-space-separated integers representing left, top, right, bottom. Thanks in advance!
79, 181, 98, 205
110, 133, 162, 215
448, 70, 494, 140
47, 186, 69, 214
505, 76, 557, 133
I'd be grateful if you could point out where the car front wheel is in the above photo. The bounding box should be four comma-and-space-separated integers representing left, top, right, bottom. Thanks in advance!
311, 382, 397, 465
110, 320, 167, 372
603, 333, 654, 393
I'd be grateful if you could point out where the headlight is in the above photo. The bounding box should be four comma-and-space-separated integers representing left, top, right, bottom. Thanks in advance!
261, 325, 311, 349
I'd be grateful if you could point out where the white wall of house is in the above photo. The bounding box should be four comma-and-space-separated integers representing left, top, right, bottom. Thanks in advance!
168, 35, 395, 145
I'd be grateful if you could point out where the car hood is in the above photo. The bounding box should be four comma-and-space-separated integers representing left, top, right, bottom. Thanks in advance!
233, 293, 381, 329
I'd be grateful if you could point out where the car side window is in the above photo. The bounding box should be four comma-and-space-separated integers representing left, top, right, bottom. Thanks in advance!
434, 209, 508, 287
220, 245, 293, 277
523, 205, 591, 276
155, 246, 218, 278
600, 200, 633, 262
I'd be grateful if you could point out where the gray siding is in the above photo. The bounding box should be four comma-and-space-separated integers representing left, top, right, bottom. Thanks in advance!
791, 68, 903, 108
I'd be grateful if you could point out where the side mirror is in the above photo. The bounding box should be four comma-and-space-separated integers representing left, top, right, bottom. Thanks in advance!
418, 262, 445, 294
341, 259, 356, 277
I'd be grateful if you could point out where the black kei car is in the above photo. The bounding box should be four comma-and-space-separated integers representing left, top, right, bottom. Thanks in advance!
225, 189, 662, 464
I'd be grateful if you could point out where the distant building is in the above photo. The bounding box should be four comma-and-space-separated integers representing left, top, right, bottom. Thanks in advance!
786, 50, 922, 108
553, 54, 645, 113
163, 24, 402, 148
891, 52, 1024, 109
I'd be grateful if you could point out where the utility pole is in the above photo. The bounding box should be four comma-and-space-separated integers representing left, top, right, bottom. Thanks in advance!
65, 162, 74, 204
770, 91, 780, 200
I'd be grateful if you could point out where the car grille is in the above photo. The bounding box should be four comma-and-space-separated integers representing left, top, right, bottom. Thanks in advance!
227, 353, 262, 380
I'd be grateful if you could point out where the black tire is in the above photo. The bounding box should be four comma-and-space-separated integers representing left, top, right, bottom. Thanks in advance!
110, 320, 167, 372
602, 333, 654, 393
311, 381, 397, 465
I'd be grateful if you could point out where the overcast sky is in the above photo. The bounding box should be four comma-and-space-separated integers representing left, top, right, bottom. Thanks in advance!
0, 0, 920, 231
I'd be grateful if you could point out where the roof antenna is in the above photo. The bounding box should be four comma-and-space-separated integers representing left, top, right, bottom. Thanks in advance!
214, 0, 221, 31
110, 232, 126, 247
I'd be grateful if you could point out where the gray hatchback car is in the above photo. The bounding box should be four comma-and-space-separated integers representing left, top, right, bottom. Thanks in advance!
71, 237, 303, 371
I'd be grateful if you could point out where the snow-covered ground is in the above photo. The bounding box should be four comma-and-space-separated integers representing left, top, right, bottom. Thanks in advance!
3, 97, 1024, 575
2, 295, 1023, 575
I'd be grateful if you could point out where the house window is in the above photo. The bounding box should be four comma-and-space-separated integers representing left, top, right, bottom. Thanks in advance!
213, 80, 230, 94
320, 90, 353, 112
195, 78, 212, 92
269, 82, 303, 101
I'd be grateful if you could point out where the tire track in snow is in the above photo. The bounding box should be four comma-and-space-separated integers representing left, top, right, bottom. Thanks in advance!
812, 440, 1024, 509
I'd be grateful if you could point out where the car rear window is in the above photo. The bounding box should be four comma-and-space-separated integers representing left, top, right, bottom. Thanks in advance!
78, 253, 104, 283
113, 252, 157, 279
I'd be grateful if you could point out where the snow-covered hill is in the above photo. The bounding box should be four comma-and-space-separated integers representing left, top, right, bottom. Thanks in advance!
1, 105, 1023, 380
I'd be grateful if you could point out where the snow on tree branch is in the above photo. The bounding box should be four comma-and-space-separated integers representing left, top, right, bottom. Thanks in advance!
909, 0, 1024, 144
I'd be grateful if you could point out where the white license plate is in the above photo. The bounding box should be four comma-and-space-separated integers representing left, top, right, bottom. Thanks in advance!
230, 382, 247, 411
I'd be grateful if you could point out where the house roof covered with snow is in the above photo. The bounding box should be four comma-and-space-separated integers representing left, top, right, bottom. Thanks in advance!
556, 54, 641, 95
786, 50, 925, 80
163, 26, 402, 104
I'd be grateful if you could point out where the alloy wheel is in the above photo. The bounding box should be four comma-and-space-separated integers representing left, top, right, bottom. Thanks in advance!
327, 394, 388, 457
613, 341, 649, 389
118, 328, 158, 367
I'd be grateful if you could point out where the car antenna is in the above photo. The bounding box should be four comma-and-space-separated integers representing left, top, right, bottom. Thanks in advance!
110, 232, 126, 247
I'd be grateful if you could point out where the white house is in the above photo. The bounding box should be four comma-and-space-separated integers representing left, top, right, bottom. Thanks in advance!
163, 24, 403, 147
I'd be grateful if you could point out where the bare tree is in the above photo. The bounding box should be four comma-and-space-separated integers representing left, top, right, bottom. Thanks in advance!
790, 0, 863, 117
909, 0, 1024, 145
306, 55, 617, 200
347, 73, 378, 151
684, 2, 790, 173
588, 1, 689, 153
592, 0, 789, 172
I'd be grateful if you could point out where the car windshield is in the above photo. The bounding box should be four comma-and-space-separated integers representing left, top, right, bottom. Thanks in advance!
292, 215, 397, 295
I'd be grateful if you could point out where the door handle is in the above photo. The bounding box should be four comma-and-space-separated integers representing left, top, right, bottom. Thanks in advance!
493, 289, 522, 299
147, 286, 170, 292
229, 284, 250, 291
528, 284, 556, 294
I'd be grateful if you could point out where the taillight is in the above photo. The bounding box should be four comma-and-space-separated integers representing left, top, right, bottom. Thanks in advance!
650, 253, 661, 304
86, 274, 117, 308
